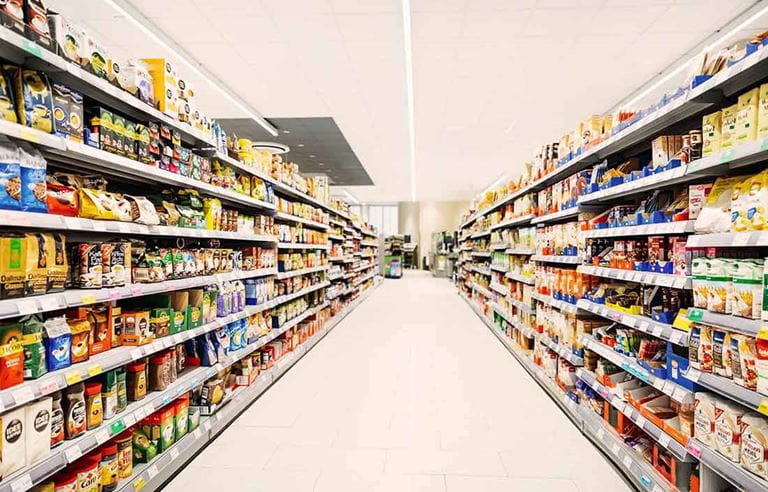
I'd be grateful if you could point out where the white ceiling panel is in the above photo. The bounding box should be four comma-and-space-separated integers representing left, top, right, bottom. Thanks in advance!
41, 0, 767, 202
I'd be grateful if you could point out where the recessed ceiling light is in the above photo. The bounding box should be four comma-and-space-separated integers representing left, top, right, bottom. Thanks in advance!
282, 130, 290, 134
309, 154, 316, 158
318, 162, 325, 166
297, 143, 304, 147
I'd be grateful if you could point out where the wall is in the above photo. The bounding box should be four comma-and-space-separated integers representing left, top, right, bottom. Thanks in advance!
394, 201, 469, 268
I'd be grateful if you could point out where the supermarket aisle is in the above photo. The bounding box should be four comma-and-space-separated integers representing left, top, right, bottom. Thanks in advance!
167, 272, 631, 492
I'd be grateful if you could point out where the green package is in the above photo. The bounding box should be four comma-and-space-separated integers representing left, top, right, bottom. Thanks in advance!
21, 314, 46, 379
132, 428, 157, 463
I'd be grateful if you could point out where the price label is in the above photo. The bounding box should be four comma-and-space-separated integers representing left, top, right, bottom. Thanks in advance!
622, 455, 633, 469
110, 419, 126, 434
134, 477, 146, 491
147, 465, 159, 479
652, 326, 663, 338
620, 315, 636, 327
10, 474, 32, 492
38, 378, 59, 394
130, 349, 144, 360
661, 380, 674, 395
95, 429, 110, 444
87, 364, 102, 377
672, 386, 688, 402
635, 416, 647, 430
16, 299, 37, 316
757, 398, 768, 416
685, 368, 701, 383
638, 321, 650, 332
170, 448, 180, 461
65, 445, 83, 463
12, 386, 34, 405
686, 441, 703, 459
65, 371, 82, 385
122, 413, 136, 428
192, 428, 203, 440
611, 442, 621, 456
720, 148, 736, 163
40, 296, 62, 312
658, 433, 672, 448
21, 38, 42, 58
131, 285, 143, 297
80, 295, 97, 305
202, 420, 212, 432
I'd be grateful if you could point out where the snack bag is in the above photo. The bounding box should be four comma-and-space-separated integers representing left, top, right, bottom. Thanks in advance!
18, 144, 47, 212
731, 180, 750, 232
747, 170, 768, 231
695, 176, 749, 233
0, 139, 21, 210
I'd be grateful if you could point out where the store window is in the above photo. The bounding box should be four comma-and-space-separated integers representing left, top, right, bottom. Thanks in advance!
368, 205, 398, 236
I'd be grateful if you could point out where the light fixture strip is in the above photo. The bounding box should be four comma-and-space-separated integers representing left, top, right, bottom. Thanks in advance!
402, 0, 416, 202
104, 0, 278, 137
618, 1, 768, 110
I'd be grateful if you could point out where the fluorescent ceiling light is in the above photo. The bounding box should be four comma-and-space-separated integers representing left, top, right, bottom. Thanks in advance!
402, 0, 416, 202
104, 0, 278, 137
620, 2, 768, 110
342, 189, 360, 205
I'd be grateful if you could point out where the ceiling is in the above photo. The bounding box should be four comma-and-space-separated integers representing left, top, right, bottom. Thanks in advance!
219, 117, 373, 186
45, 0, 765, 202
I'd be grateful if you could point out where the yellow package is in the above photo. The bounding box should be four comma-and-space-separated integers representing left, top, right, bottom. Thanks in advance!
747, 170, 768, 230
721, 104, 739, 149
758, 83, 768, 139
203, 198, 221, 231
0, 67, 16, 124
736, 87, 759, 145
237, 174, 250, 196
78, 188, 118, 220
702, 110, 722, 156
731, 179, 750, 232
695, 175, 750, 233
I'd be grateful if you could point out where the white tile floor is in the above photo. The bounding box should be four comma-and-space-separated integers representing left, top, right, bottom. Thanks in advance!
166, 272, 633, 491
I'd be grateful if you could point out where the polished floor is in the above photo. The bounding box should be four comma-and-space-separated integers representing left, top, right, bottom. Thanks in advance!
167, 271, 632, 491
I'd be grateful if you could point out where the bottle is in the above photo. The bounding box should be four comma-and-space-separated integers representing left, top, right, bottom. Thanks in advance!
85, 381, 103, 430
102, 370, 118, 420
115, 367, 127, 413
99, 442, 119, 492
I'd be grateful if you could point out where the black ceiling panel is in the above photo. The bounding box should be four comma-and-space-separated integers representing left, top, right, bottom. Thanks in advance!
219, 117, 373, 186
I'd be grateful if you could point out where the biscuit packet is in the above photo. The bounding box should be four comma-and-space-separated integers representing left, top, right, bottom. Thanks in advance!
731, 259, 763, 319
692, 257, 708, 309
740, 413, 768, 478
706, 258, 732, 314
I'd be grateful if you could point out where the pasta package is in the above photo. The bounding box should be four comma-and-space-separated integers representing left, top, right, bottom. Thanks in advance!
740, 335, 759, 390
698, 325, 714, 373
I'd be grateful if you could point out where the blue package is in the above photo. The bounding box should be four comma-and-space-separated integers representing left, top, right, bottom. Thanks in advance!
43, 317, 71, 371
196, 334, 217, 367
214, 327, 230, 356
18, 144, 47, 212
0, 139, 21, 211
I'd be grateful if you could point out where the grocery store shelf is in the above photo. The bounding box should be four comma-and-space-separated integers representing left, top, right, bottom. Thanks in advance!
489, 282, 508, 296
578, 165, 695, 205
330, 218, 345, 227
686, 438, 768, 492
508, 297, 535, 315
579, 405, 675, 492
45, 142, 277, 213
577, 265, 691, 289
470, 251, 492, 258
328, 234, 344, 241
0, 268, 277, 322
329, 255, 354, 262
532, 254, 581, 264
472, 283, 494, 299
490, 303, 536, 338
490, 264, 509, 273
582, 221, 695, 239
489, 214, 535, 230
504, 272, 534, 285
276, 265, 329, 279
327, 272, 344, 281
277, 242, 330, 250
470, 229, 491, 239
490, 243, 509, 250
0, 211, 279, 242
531, 207, 581, 225
466, 265, 491, 276
683, 366, 768, 415
540, 334, 583, 366
577, 369, 694, 462
686, 136, 768, 175
581, 334, 693, 404
505, 248, 535, 255
353, 263, 374, 272
531, 292, 581, 314
684, 307, 761, 336
576, 299, 688, 346
686, 229, 768, 247
353, 271, 378, 286
274, 211, 330, 230
360, 240, 379, 247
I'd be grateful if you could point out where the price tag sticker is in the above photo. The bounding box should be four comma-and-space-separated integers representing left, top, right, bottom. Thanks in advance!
757, 398, 768, 416
622, 455, 633, 469
620, 315, 636, 327
122, 413, 136, 428
87, 364, 102, 377
134, 477, 146, 491
652, 326, 663, 338
12, 386, 34, 405
658, 433, 672, 448
638, 321, 650, 332
685, 368, 701, 383
95, 429, 110, 444
40, 296, 63, 312
131, 285, 143, 297
38, 378, 59, 394
11, 474, 33, 492
147, 465, 159, 479
635, 416, 647, 430
202, 420, 212, 432
192, 427, 203, 440
16, 299, 37, 316
611, 442, 621, 456
131, 349, 144, 360
65, 445, 83, 463
669, 331, 683, 345
686, 440, 703, 459
170, 448, 180, 461
672, 386, 688, 402
661, 380, 674, 395
65, 371, 82, 385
